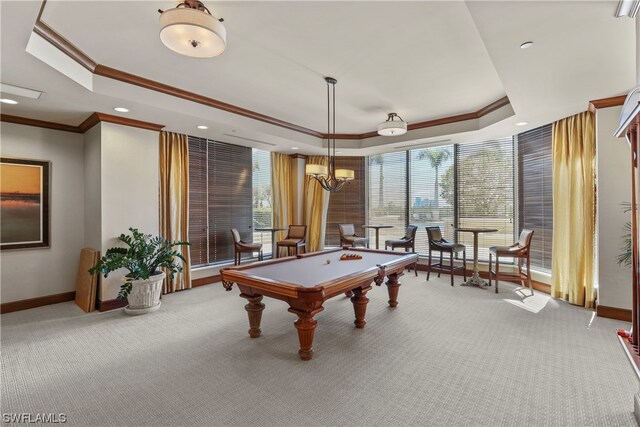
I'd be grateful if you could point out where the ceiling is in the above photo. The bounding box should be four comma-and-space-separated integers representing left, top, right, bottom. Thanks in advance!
0, 1, 636, 156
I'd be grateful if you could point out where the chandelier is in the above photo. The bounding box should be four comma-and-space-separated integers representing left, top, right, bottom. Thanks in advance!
159, 1, 226, 58
305, 77, 355, 192
378, 112, 408, 136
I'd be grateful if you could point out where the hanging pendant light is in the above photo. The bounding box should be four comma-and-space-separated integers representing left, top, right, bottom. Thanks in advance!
378, 112, 408, 136
159, 1, 226, 58
305, 77, 355, 192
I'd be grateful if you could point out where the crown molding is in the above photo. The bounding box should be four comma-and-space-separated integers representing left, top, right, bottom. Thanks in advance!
2, 112, 164, 134
0, 114, 83, 133
78, 112, 164, 132
33, 1, 97, 72
33, 0, 512, 141
93, 65, 323, 138
588, 95, 627, 113
289, 153, 308, 159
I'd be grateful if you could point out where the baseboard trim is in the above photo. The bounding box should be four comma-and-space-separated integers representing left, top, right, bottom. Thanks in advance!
96, 298, 127, 312
192, 275, 221, 287
597, 304, 632, 322
415, 265, 551, 294
1, 291, 76, 314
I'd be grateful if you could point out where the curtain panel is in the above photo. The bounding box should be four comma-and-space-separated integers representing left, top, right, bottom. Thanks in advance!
159, 131, 192, 293
551, 111, 596, 308
271, 152, 295, 237
304, 156, 330, 252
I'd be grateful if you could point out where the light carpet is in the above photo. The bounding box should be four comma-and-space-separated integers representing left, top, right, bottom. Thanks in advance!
1, 273, 637, 426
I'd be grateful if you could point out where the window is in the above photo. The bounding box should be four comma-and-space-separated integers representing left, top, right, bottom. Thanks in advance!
252, 149, 273, 255
455, 138, 515, 261
517, 124, 553, 272
188, 136, 254, 266
409, 146, 454, 254
368, 152, 408, 246
325, 157, 366, 246
366, 138, 517, 262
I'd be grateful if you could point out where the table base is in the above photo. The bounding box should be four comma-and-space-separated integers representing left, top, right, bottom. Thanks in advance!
460, 271, 490, 288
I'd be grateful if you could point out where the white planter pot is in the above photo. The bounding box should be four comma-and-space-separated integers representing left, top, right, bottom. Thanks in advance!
123, 271, 166, 316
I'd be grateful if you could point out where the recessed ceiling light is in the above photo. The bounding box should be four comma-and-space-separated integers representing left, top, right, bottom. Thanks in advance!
520, 41, 533, 49
516, 121, 529, 126
197, 125, 208, 130
0, 98, 18, 104
113, 107, 129, 113
291, 147, 299, 150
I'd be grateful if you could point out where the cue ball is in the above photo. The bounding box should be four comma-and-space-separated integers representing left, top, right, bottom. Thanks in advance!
326, 259, 331, 264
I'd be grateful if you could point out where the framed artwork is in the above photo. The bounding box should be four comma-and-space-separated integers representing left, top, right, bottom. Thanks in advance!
0, 158, 51, 250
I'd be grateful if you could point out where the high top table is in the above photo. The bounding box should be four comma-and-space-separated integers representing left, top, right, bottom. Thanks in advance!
455, 227, 498, 287
254, 227, 286, 259
363, 225, 394, 249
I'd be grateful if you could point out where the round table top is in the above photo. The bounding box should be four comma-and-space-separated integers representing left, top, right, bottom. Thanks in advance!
255, 227, 286, 232
363, 225, 394, 229
455, 227, 498, 233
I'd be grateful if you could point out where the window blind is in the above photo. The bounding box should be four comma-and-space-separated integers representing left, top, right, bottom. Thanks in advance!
208, 140, 253, 264
367, 152, 408, 246
188, 136, 208, 267
325, 157, 366, 246
518, 124, 553, 272
455, 138, 515, 261
409, 146, 455, 253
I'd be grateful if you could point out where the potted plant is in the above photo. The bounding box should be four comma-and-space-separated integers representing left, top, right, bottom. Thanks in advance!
89, 228, 189, 315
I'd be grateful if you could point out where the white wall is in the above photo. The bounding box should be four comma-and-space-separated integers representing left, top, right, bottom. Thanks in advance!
597, 105, 632, 310
0, 123, 85, 303
84, 124, 101, 250
99, 123, 159, 301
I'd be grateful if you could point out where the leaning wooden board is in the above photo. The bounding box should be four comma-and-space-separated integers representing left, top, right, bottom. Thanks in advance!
75, 248, 99, 312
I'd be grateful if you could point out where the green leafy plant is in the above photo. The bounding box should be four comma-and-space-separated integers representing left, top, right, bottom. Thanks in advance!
89, 228, 189, 300
618, 202, 633, 267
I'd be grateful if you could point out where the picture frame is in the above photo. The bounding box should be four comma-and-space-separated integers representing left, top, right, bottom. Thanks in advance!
0, 157, 51, 250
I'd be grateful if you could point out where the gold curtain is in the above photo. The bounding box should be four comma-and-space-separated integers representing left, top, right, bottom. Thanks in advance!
159, 131, 191, 293
271, 152, 294, 236
304, 156, 330, 252
551, 111, 596, 308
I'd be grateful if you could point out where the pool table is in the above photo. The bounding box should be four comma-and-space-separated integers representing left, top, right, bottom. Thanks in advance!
220, 247, 419, 360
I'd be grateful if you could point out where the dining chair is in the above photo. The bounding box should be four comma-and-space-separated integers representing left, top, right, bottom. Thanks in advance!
489, 229, 535, 293
276, 225, 307, 258
338, 224, 369, 248
231, 228, 263, 266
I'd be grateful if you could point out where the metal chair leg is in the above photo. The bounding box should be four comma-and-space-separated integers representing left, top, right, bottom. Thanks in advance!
427, 249, 431, 281
438, 252, 442, 278
488, 253, 492, 286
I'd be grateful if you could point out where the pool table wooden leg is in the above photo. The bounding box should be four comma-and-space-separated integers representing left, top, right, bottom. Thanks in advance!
293, 313, 317, 360
288, 299, 324, 361
385, 271, 404, 308
240, 293, 265, 338
351, 285, 372, 328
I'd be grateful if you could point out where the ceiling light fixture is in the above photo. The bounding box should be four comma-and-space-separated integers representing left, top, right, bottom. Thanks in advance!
516, 121, 529, 126
305, 77, 354, 192
113, 107, 129, 113
378, 113, 408, 136
197, 125, 208, 129
159, 1, 226, 58
520, 41, 534, 49
615, 0, 640, 17
0, 98, 18, 105
291, 147, 299, 150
